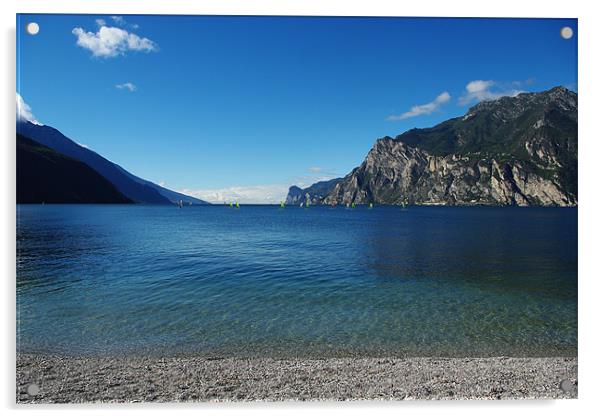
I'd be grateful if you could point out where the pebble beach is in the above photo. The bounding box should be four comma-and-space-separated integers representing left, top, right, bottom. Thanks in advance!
16, 354, 577, 403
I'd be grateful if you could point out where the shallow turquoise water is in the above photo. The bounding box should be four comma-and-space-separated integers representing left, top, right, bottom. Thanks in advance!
17, 204, 577, 357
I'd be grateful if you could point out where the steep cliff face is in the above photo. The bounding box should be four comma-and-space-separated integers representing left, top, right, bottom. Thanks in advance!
285, 186, 305, 204
324, 86, 577, 206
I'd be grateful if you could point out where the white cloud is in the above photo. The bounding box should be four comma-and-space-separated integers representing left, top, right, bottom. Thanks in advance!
16, 93, 42, 125
72, 24, 157, 58
180, 184, 290, 204
115, 82, 137, 92
307, 166, 323, 173
95, 19, 106, 27
466, 80, 494, 94
387, 91, 451, 121
459, 80, 523, 105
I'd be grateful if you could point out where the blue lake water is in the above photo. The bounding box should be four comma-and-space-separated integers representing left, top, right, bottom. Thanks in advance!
16, 204, 577, 357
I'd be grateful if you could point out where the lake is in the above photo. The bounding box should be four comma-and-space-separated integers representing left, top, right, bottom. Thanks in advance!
16, 204, 577, 357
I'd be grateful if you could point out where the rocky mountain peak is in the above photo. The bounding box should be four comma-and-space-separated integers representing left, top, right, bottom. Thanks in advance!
308, 87, 578, 207
464, 86, 576, 121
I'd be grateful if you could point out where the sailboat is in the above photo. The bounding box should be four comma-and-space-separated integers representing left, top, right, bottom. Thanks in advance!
236, 202, 240, 209
178, 199, 183, 208
369, 202, 373, 209
280, 201, 285, 209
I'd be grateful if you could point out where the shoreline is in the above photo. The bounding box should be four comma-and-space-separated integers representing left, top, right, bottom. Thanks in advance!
17, 354, 577, 403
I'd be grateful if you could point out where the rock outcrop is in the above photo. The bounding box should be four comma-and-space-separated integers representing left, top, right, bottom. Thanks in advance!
317, 86, 577, 206
285, 178, 342, 205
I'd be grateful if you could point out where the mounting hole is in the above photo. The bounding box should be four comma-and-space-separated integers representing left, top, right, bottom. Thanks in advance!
560, 27, 573, 40
26, 383, 40, 396
26, 22, 40, 35
559, 379, 575, 393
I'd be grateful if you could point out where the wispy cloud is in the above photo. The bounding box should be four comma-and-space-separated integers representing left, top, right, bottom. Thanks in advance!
459, 80, 523, 105
387, 91, 451, 121
293, 175, 339, 189
283, 166, 343, 188
72, 22, 157, 58
111, 16, 126, 26
109, 16, 139, 30
16, 93, 42, 125
289, 170, 340, 188
179, 184, 290, 204
179, 166, 343, 204
115, 82, 137, 92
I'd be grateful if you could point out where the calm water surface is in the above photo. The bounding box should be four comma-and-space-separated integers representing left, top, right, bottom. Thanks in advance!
17, 205, 577, 357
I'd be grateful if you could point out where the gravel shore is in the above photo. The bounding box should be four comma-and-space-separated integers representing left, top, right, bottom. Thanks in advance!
16, 354, 577, 403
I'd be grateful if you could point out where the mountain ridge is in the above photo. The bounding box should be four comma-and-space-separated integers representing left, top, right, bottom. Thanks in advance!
287, 86, 577, 207
285, 178, 342, 205
17, 134, 133, 204
17, 121, 208, 205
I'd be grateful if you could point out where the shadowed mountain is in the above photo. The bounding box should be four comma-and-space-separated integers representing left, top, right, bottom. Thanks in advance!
319, 86, 576, 206
17, 134, 132, 204
17, 121, 208, 205
285, 178, 342, 204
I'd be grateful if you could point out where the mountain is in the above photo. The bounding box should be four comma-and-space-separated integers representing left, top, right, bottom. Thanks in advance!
16, 121, 208, 205
285, 178, 342, 204
285, 186, 305, 204
17, 134, 132, 204
321, 86, 577, 206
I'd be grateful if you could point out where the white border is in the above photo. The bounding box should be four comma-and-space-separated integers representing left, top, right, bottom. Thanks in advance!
3, 0, 585, 18
2, 1, 601, 417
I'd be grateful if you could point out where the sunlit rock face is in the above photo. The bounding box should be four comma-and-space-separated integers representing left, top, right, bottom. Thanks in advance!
321, 86, 577, 206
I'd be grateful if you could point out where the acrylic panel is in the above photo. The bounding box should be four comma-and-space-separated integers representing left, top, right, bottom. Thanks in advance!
16, 14, 578, 402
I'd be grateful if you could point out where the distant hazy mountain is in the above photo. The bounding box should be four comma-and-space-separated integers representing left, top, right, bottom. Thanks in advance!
17, 121, 208, 205
17, 134, 132, 204
315, 86, 576, 206
285, 178, 342, 205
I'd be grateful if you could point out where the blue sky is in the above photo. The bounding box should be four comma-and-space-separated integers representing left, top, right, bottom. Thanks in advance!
17, 15, 577, 203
